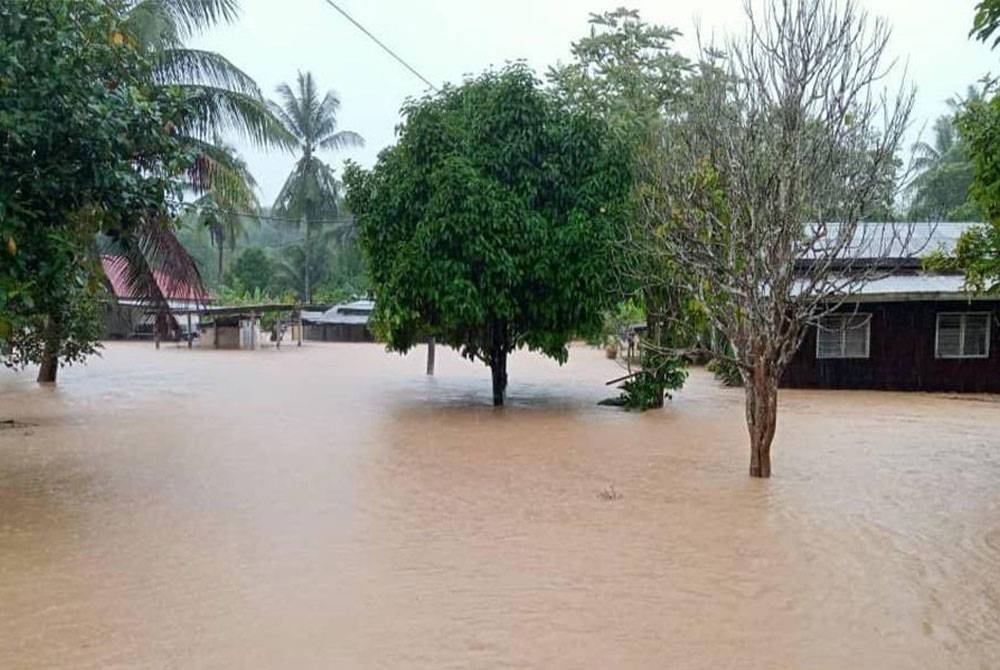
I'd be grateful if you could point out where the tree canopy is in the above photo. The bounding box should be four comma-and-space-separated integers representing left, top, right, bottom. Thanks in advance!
344, 65, 632, 405
0, 0, 196, 379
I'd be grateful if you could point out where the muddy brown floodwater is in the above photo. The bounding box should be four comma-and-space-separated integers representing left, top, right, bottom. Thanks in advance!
1, 342, 999, 668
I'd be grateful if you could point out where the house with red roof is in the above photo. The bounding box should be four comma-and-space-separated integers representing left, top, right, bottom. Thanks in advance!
101, 256, 212, 340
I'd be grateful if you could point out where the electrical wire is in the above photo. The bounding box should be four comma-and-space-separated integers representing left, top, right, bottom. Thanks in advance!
319, 0, 437, 90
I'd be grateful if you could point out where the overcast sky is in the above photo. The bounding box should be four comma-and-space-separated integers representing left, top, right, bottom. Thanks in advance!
193, 0, 997, 203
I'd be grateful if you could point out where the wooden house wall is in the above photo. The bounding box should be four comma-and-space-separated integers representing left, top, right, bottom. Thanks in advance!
782, 300, 1000, 392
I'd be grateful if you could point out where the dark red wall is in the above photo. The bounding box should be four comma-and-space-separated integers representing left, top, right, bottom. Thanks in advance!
782, 300, 1000, 392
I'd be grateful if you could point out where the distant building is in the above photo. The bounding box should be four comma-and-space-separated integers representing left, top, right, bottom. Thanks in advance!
101, 256, 211, 339
783, 223, 1000, 392
301, 299, 375, 342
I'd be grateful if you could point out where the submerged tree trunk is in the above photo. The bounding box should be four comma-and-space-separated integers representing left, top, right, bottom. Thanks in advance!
643, 306, 665, 409
37, 315, 60, 384
744, 361, 778, 478
489, 323, 509, 406
490, 350, 508, 407
426, 337, 436, 375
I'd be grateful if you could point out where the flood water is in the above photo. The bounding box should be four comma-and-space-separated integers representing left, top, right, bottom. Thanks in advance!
1, 342, 999, 668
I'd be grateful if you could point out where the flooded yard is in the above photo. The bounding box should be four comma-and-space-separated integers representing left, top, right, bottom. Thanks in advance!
1, 342, 999, 668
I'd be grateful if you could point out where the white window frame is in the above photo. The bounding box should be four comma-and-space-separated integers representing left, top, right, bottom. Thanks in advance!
935, 312, 991, 360
816, 313, 872, 360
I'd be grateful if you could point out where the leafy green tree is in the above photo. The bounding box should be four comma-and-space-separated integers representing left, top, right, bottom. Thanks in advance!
955, 95, 1000, 290
272, 237, 332, 301
548, 8, 689, 137
344, 65, 631, 406
549, 8, 692, 408
1, 0, 196, 382
947, 6, 1000, 291
270, 71, 363, 302
225, 247, 274, 293
907, 89, 983, 221
972, 0, 1000, 47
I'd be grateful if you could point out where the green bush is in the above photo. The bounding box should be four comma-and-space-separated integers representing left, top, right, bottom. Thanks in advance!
617, 351, 687, 410
707, 357, 743, 387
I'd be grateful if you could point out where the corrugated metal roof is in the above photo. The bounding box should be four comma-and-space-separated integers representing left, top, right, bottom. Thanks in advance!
803, 222, 978, 260
855, 274, 969, 296
303, 299, 374, 325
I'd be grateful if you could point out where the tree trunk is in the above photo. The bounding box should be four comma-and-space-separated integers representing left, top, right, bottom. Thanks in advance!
490, 350, 508, 407
744, 363, 778, 478
217, 241, 224, 279
303, 220, 311, 304
426, 337, 436, 375
36, 315, 59, 384
643, 301, 665, 409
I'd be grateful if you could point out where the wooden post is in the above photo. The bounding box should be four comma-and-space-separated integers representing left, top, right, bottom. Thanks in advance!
186, 312, 193, 349
426, 337, 436, 375
297, 311, 303, 347
213, 317, 219, 349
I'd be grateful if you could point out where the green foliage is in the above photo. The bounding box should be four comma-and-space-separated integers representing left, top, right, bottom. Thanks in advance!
617, 351, 687, 410
225, 247, 274, 293
972, 0, 1000, 48
183, 139, 260, 275
0, 0, 194, 372
954, 89, 1000, 291
548, 8, 689, 142
707, 357, 742, 387
214, 284, 293, 330
345, 65, 632, 403
907, 90, 983, 222
551, 9, 694, 398
594, 298, 645, 347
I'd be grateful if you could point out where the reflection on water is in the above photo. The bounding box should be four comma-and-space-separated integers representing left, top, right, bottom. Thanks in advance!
1, 342, 999, 668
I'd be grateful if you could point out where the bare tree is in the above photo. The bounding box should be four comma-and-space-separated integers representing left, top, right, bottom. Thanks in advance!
633, 0, 915, 477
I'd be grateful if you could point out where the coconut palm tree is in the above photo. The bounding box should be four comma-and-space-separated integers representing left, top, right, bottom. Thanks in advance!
185, 141, 259, 276
907, 86, 983, 221
270, 71, 363, 302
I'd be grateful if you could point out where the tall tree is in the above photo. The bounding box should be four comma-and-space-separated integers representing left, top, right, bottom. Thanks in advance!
1, 0, 199, 382
549, 8, 692, 408
270, 71, 363, 302
950, 3, 1000, 291
907, 88, 982, 221
344, 65, 631, 406
185, 140, 259, 276
638, 0, 912, 477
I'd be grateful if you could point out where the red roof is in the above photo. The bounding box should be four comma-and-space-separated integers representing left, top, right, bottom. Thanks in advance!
102, 256, 211, 303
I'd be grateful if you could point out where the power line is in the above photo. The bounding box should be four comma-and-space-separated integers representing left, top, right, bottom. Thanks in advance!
319, 0, 437, 91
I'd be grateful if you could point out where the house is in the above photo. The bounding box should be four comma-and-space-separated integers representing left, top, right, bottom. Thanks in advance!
301, 299, 375, 342
101, 256, 211, 339
783, 223, 1000, 392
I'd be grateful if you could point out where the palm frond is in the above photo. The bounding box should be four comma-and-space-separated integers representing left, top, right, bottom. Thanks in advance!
103, 218, 207, 337
318, 130, 364, 152
267, 98, 304, 143
124, 0, 239, 40
153, 48, 263, 97
177, 85, 296, 148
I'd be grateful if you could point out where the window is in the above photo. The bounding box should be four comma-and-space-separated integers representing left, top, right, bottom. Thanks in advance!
816, 314, 871, 359
936, 313, 991, 359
